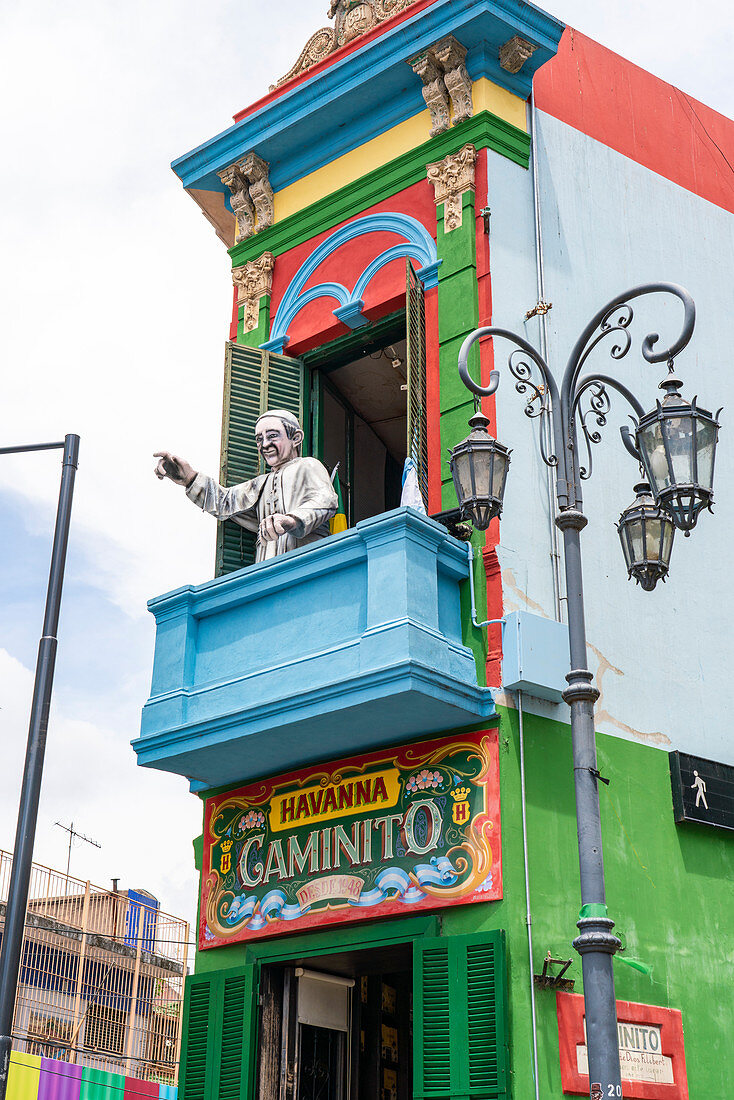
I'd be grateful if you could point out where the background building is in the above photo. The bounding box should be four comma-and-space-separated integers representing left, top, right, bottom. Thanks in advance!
134, 1, 734, 1097
0, 848, 188, 1086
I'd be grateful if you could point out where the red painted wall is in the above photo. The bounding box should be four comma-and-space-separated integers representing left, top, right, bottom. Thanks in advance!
535, 28, 734, 215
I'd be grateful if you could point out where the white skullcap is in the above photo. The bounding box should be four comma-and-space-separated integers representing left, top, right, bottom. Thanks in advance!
255, 409, 302, 431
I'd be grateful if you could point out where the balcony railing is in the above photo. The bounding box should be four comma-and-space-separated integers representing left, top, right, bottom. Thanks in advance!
133, 508, 495, 790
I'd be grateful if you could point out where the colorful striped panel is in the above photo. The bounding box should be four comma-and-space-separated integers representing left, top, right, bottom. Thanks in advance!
38, 1058, 82, 1100
79, 1068, 125, 1100
7, 1053, 41, 1100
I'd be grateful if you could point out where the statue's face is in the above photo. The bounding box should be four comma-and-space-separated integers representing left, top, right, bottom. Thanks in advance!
255, 416, 301, 469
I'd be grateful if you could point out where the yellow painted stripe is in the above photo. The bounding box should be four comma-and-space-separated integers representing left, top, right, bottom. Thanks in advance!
273, 77, 527, 222
7, 1052, 41, 1100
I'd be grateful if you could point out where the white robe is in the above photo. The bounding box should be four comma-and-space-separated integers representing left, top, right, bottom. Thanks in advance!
186, 457, 338, 562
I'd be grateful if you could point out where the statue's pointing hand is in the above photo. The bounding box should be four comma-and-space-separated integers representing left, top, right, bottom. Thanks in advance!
154, 451, 197, 488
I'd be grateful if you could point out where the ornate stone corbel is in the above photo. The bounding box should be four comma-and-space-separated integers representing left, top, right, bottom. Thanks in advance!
232, 252, 276, 334
238, 153, 275, 234
499, 35, 537, 74
432, 36, 473, 126
218, 164, 256, 243
409, 51, 451, 137
426, 144, 477, 232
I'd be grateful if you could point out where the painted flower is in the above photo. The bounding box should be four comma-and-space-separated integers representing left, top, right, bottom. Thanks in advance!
406, 769, 442, 793
239, 809, 266, 830
475, 872, 494, 893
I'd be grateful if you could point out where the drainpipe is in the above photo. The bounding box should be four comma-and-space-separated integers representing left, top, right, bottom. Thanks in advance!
528, 95, 564, 623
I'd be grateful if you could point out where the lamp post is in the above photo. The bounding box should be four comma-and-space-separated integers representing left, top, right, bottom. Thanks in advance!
0, 435, 79, 1100
450, 284, 719, 1099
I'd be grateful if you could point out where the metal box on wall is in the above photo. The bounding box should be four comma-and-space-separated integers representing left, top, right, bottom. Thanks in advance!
501, 611, 570, 702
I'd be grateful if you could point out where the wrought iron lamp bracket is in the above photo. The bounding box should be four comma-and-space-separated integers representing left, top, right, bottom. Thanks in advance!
457, 284, 697, 508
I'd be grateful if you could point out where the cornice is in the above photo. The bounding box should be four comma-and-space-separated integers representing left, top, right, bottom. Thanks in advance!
171, 0, 563, 198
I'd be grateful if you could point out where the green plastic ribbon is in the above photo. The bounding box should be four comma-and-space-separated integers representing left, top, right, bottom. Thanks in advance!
614, 955, 653, 976
578, 903, 608, 919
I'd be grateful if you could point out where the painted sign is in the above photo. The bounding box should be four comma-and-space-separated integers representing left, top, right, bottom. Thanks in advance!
200, 730, 500, 947
556, 992, 688, 1099
669, 750, 734, 831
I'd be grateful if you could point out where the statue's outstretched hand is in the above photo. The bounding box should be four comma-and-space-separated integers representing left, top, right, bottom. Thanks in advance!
154, 452, 197, 487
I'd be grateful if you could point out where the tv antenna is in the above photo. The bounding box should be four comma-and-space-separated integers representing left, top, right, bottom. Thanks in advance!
54, 821, 101, 886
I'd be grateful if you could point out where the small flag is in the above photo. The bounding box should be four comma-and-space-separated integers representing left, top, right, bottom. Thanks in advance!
330, 467, 348, 534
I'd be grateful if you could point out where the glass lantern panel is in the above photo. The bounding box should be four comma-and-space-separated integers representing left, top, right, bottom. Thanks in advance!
468, 443, 492, 500
644, 516, 663, 561
638, 421, 670, 492
628, 518, 645, 563
662, 413, 695, 486
661, 520, 674, 564
695, 417, 717, 490
491, 450, 509, 497
452, 449, 476, 502
619, 525, 633, 571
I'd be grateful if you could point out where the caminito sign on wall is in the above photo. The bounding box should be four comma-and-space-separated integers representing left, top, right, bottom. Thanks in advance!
200, 730, 501, 947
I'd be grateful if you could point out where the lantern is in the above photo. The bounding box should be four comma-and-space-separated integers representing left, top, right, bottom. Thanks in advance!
635, 372, 720, 534
449, 411, 511, 530
616, 482, 675, 591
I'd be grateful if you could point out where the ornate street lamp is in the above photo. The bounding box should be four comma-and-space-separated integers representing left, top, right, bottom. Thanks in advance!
452, 283, 720, 1100
617, 482, 675, 591
634, 370, 721, 535
449, 410, 511, 530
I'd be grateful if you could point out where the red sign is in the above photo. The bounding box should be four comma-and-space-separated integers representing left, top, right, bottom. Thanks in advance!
556, 992, 688, 1099
200, 730, 501, 947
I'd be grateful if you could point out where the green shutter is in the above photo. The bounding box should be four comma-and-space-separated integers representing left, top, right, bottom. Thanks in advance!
414, 931, 508, 1100
179, 964, 258, 1100
216, 343, 304, 577
406, 260, 428, 510
220, 968, 258, 1100
179, 973, 219, 1100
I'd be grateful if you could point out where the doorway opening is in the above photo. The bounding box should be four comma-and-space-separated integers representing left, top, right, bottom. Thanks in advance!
257, 943, 412, 1100
304, 262, 428, 527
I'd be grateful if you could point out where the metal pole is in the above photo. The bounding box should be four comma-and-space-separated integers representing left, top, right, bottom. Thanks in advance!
556, 508, 622, 1100
0, 434, 80, 1098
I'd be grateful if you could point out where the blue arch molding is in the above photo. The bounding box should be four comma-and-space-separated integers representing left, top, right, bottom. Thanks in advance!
261, 212, 440, 352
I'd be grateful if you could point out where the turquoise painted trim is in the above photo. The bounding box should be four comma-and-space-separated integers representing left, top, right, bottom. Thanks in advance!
263, 212, 439, 350
133, 508, 495, 790
171, 0, 564, 197
333, 298, 369, 328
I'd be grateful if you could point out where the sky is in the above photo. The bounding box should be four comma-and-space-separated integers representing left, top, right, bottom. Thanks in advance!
0, 0, 731, 935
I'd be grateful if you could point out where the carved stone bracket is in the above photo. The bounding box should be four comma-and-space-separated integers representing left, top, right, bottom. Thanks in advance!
426, 144, 477, 232
499, 35, 537, 74
432, 37, 473, 126
218, 153, 274, 244
409, 35, 473, 136
232, 253, 276, 334
410, 52, 451, 137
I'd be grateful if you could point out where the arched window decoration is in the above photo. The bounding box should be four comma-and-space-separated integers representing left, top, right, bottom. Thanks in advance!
262, 212, 440, 353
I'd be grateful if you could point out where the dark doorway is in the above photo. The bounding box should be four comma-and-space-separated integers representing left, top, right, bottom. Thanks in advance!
257, 945, 412, 1100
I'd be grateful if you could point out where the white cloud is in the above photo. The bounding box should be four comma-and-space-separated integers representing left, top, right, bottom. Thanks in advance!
0, 647, 201, 929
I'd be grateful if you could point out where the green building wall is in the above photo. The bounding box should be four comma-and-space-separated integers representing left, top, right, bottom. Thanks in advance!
189, 703, 734, 1097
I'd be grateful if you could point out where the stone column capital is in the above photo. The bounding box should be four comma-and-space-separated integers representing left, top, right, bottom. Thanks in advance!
426, 144, 477, 232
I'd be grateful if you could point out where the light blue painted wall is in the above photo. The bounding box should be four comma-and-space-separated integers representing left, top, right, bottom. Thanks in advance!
487, 114, 734, 763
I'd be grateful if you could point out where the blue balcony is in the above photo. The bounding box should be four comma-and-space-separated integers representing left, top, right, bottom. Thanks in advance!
132, 508, 495, 791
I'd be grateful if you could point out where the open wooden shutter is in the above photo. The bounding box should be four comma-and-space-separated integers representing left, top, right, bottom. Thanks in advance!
179, 964, 258, 1100
413, 931, 508, 1100
216, 344, 304, 577
406, 260, 428, 510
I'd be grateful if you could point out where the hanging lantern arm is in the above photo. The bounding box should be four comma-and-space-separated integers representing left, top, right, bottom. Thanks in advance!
570, 373, 648, 482
457, 325, 568, 502
620, 422, 642, 462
